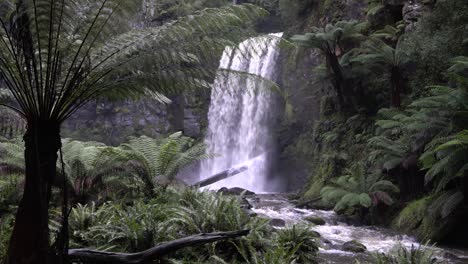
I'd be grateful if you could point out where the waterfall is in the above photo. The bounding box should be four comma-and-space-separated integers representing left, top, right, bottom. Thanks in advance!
200, 33, 282, 192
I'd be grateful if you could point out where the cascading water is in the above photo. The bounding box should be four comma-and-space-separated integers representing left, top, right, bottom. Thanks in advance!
199, 33, 283, 192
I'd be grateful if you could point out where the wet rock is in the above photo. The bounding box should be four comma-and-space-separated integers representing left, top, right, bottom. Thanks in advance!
342, 240, 367, 253
269, 218, 286, 227
305, 216, 326, 225
310, 230, 321, 238
248, 211, 258, 217
239, 197, 253, 210
217, 187, 255, 196
443, 252, 460, 260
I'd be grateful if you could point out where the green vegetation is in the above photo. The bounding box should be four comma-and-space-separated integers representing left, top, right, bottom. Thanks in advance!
0, 0, 266, 262
361, 243, 441, 264
0, 0, 467, 263
101, 132, 209, 197
321, 162, 399, 217
291, 20, 367, 108
0, 134, 320, 263
297, 0, 468, 246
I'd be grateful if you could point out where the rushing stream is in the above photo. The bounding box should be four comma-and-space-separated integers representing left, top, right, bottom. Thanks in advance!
250, 193, 468, 264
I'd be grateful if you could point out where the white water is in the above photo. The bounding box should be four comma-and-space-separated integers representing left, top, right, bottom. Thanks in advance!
199, 33, 282, 192
251, 194, 468, 264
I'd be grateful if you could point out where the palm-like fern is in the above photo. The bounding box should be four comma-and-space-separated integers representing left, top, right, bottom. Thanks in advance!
59, 140, 133, 204
370, 60, 468, 229
370, 21, 406, 43
291, 20, 367, 108
353, 38, 410, 107
0, 138, 25, 175
0, 1, 267, 122
102, 132, 210, 196
0, 1, 267, 260
321, 163, 399, 214
366, 0, 385, 16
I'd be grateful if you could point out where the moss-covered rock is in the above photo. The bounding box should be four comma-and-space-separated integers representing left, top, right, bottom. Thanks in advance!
342, 240, 367, 253
305, 216, 326, 225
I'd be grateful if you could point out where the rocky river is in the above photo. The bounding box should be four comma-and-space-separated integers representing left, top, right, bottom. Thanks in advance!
247, 193, 468, 264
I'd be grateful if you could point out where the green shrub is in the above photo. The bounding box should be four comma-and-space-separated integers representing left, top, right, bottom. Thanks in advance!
363, 243, 443, 264
321, 163, 399, 216
400, 0, 468, 96
64, 187, 273, 262
0, 215, 14, 262
274, 224, 319, 263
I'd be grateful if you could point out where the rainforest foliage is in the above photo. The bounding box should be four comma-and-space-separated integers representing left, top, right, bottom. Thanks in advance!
0, 134, 320, 263
297, 0, 468, 244
0, 0, 467, 263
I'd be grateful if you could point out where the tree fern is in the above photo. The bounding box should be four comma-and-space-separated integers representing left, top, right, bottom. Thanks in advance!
102, 133, 211, 197
371, 60, 468, 227
0, 138, 25, 175
0, 0, 268, 261
321, 162, 399, 215
291, 20, 367, 108
353, 38, 410, 107
366, 0, 385, 16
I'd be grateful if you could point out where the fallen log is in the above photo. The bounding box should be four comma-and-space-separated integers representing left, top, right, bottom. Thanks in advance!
193, 165, 248, 188
69, 230, 250, 264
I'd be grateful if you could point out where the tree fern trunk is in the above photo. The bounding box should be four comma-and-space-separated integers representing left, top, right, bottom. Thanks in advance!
391, 67, 402, 108
327, 53, 346, 110
7, 120, 62, 264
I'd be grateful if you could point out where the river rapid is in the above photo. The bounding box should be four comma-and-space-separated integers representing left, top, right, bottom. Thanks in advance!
249, 193, 468, 264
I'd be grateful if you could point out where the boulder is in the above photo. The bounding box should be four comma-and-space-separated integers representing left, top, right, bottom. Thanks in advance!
248, 211, 258, 217
305, 216, 326, 225
342, 240, 367, 253
217, 187, 255, 196
269, 218, 286, 227
310, 231, 321, 238
239, 197, 253, 210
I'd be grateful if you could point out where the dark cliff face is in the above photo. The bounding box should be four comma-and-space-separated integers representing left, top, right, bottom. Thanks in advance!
62, 92, 209, 145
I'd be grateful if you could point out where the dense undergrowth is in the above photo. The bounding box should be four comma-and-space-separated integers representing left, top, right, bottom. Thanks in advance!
0, 134, 321, 263
0, 0, 467, 263
297, 0, 468, 245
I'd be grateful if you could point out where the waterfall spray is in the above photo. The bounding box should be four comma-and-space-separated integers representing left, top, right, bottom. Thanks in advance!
200, 33, 282, 192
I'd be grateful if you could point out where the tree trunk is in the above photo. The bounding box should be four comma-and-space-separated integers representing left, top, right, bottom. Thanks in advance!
7, 120, 62, 264
391, 67, 402, 108
193, 165, 248, 188
327, 53, 346, 109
